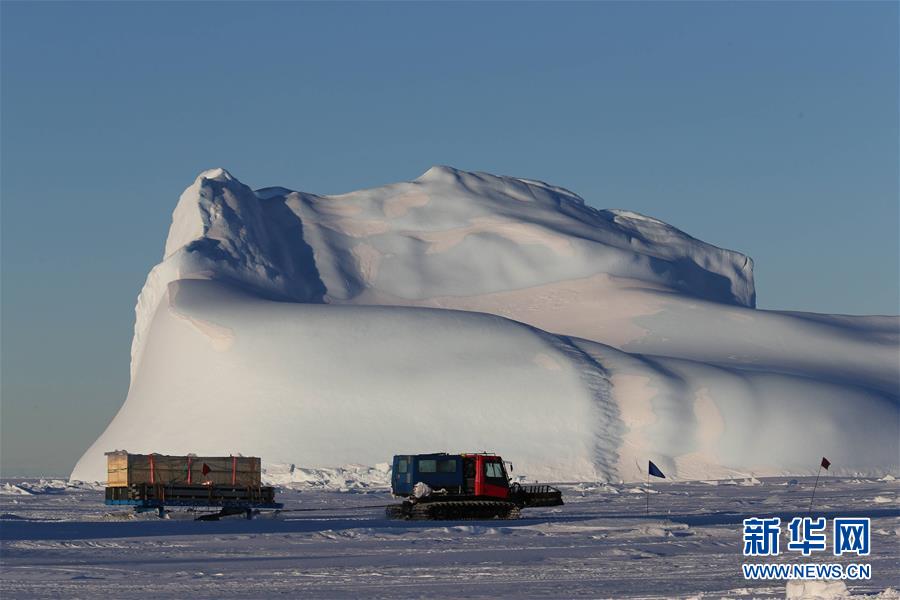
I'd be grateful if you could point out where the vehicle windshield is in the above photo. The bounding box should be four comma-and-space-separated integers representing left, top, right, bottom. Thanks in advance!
484, 461, 506, 480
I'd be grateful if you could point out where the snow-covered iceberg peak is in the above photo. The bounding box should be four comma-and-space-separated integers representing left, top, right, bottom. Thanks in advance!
162, 166, 755, 305
163, 168, 325, 300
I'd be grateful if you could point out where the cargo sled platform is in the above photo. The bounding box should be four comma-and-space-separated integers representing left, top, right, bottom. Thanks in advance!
103, 451, 282, 519
105, 483, 282, 518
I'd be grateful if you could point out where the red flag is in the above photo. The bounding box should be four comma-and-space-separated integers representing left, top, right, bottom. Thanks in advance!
821, 457, 831, 470
202, 463, 211, 476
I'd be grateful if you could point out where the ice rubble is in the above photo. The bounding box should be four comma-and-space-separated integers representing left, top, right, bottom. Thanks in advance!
261, 463, 392, 491
70, 167, 899, 483
0, 480, 102, 495
0, 483, 32, 496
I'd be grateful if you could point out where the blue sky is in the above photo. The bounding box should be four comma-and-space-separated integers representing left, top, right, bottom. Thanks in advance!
2, 1, 897, 476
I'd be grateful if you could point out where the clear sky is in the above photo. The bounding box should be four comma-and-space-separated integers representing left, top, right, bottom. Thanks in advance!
1, 1, 897, 476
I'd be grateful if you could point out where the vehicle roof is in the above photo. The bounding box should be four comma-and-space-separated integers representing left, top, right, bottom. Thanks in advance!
393, 452, 451, 459
392, 452, 501, 459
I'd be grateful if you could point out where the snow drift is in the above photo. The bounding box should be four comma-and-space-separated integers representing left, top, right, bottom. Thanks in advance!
70, 167, 899, 483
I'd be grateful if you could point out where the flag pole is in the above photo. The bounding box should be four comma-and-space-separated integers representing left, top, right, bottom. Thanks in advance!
808, 465, 822, 515
646, 469, 650, 516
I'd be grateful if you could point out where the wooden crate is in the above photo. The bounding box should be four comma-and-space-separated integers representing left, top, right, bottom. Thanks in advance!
105, 451, 261, 487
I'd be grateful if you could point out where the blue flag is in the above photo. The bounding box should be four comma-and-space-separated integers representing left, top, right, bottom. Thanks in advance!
648, 460, 665, 479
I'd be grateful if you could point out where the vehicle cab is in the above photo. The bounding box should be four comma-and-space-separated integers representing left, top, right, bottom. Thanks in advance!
463, 453, 510, 499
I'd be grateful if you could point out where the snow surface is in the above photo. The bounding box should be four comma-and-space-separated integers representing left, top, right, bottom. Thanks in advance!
2, 477, 899, 598
70, 167, 899, 483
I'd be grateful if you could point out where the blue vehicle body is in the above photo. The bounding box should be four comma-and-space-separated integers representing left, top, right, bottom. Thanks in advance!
391, 453, 464, 496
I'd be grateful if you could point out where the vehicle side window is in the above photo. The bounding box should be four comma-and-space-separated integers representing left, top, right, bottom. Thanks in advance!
397, 459, 408, 474
484, 462, 504, 479
418, 459, 436, 473
437, 459, 456, 473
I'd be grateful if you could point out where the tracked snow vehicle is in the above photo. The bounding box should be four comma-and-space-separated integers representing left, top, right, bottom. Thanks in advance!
387, 453, 563, 520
